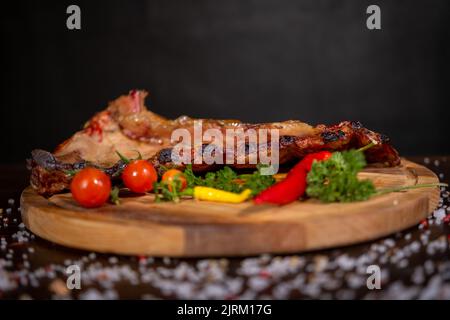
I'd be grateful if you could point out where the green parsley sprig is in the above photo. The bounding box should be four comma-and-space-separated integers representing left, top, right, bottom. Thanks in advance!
154, 164, 276, 202
153, 176, 187, 203
306, 149, 376, 202
306, 146, 447, 203
184, 164, 275, 195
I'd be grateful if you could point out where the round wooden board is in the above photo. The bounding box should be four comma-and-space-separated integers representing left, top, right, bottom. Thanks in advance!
20, 159, 440, 257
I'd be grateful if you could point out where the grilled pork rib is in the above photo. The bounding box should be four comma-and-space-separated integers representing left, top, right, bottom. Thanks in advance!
28, 90, 400, 196
52, 90, 316, 166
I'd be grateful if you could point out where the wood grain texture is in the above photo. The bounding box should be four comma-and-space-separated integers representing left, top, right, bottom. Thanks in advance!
20, 159, 440, 257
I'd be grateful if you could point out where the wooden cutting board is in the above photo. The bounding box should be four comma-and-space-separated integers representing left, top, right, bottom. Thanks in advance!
20, 159, 440, 257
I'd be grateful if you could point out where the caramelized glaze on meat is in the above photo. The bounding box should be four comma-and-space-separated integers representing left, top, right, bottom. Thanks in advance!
29, 90, 400, 196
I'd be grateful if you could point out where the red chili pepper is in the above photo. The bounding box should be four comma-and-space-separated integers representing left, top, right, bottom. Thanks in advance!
254, 151, 332, 205
254, 168, 307, 205
288, 151, 332, 176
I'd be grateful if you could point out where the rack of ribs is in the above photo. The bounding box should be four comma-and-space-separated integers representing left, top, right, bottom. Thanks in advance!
27, 90, 400, 196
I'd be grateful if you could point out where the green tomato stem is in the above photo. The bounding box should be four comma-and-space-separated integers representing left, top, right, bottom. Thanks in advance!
115, 151, 130, 164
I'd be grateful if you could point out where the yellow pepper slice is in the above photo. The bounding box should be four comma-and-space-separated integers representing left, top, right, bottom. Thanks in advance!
192, 187, 252, 203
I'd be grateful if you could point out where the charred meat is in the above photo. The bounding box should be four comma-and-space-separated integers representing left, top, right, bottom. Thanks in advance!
27, 90, 400, 196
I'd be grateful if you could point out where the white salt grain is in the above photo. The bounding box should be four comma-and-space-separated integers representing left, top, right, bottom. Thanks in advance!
108, 257, 119, 264
384, 238, 395, 248
248, 277, 270, 291
433, 208, 446, 223
397, 259, 409, 268
424, 260, 435, 275
419, 275, 441, 299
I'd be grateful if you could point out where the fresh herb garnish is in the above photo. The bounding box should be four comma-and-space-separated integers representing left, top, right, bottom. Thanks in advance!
183, 165, 204, 188
185, 164, 275, 195
153, 178, 187, 203
239, 165, 277, 196
306, 149, 376, 202
306, 147, 448, 203
155, 165, 276, 202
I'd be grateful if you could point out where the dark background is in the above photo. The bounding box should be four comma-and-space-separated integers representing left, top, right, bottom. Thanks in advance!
1, 0, 449, 163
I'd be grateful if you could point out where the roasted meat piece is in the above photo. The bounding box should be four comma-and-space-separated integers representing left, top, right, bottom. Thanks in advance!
149, 120, 399, 174
28, 90, 400, 196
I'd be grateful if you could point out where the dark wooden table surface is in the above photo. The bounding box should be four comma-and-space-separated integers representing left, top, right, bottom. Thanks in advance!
0, 156, 449, 300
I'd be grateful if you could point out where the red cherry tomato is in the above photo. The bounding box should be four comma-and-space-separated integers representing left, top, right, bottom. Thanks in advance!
70, 168, 111, 208
162, 169, 187, 192
122, 160, 158, 193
